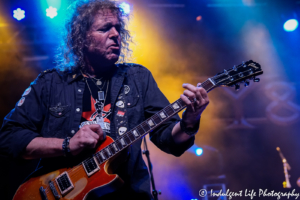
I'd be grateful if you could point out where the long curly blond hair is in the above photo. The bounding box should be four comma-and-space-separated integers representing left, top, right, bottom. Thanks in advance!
56, 0, 132, 72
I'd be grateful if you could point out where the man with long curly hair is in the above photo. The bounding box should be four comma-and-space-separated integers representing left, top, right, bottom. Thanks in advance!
0, 0, 209, 199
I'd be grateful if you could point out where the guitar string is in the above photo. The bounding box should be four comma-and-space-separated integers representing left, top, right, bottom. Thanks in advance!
44, 94, 208, 195
43, 85, 219, 196
44, 65, 257, 196
43, 99, 188, 196
43, 91, 217, 196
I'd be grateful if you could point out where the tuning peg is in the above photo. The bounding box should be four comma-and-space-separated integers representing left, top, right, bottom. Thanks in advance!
235, 83, 240, 91
223, 69, 228, 75
244, 80, 250, 87
254, 77, 260, 82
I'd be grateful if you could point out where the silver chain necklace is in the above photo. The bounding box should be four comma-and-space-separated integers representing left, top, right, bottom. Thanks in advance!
86, 73, 103, 86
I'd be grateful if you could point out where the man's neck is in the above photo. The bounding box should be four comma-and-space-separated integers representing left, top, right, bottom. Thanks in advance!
84, 63, 117, 79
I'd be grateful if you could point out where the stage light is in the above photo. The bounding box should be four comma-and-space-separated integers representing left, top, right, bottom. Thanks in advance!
46, 6, 58, 18
283, 19, 298, 32
13, 8, 25, 21
196, 16, 202, 21
196, 148, 203, 156
120, 2, 130, 15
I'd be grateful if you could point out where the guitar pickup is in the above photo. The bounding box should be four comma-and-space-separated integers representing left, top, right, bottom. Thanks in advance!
82, 157, 100, 177
55, 171, 74, 196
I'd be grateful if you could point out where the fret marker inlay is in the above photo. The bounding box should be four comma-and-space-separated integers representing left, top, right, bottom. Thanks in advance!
133, 130, 139, 137
148, 119, 155, 126
172, 103, 179, 110
160, 112, 166, 118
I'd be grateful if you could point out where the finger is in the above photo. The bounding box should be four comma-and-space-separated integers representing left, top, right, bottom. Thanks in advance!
87, 124, 104, 140
198, 87, 208, 100
84, 138, 98, 148
183, 90, 196, 102
182, 83, 197, 93
195, 88, 203, 105
180, 94, 195, 112
198, 88, 209, 106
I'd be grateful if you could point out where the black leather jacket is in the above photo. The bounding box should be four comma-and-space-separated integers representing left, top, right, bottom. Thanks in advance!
0, 63, 194, 199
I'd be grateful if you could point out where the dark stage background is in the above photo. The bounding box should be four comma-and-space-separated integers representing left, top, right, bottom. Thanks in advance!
1, 0, 300, 199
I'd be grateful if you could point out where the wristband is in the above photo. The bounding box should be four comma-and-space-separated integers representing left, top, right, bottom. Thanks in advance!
180, 119, 200, 136
62, 137, 72, 157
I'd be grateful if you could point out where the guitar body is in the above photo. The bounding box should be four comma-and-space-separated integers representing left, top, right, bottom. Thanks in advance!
12, 60, 263, 200
13, 136, 126, 200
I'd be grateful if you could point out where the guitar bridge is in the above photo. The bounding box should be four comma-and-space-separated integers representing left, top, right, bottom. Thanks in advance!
39, 186, 48, 200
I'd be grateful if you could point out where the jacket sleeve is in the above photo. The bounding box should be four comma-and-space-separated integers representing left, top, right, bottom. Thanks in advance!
140, 67, 195, 157
0, 74, 48, 158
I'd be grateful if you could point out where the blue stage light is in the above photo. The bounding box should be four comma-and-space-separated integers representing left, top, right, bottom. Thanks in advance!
196, 148, 203, 156
46, 6, 58, 18
120, 2, 130, 15
283, 19, 298, 32
13, 8, 25, 21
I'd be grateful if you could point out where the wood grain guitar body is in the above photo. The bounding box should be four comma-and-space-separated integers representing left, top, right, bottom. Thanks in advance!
13, 136, 126, 200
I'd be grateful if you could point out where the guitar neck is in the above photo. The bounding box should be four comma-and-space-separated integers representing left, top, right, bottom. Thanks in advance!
92, 79, 215, 165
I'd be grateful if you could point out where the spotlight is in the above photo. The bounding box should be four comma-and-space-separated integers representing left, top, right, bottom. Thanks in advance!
119, 2, 130, 15
196, 148, 203, 156
46, 6, 58, 18
283, 19, 299, 32
196, 16, 202, 21
13, 8, 25, 21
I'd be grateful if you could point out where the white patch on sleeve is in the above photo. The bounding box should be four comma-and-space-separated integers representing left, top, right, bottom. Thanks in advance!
17, 97, 26, 106
22, 87, 31, 96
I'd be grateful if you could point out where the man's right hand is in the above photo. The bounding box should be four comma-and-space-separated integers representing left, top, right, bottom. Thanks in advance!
69, 124, 105, 156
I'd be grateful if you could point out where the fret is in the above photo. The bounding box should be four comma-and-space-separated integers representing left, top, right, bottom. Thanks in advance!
120, 138, 127, 146
112, 143, 119, 152
99, 151, 106, 160
102, 150, 109, 159
177, 98, 185, 107
164, 105, 174, 116
105, 148, 112, 156
116, 140, 123, 150
152, 114, 162, 124
158, 110, 167, 120
202, 80, 213, 91
124, 135, 131, 144
128, 131, 135, 141
136, 125, 145, 135
171, 102, 181, 110
147, 119, 155, 127
109, 145, 115, 155
141, 122, 151, 132
95, 154, 103, 164
132, 129, 140, 138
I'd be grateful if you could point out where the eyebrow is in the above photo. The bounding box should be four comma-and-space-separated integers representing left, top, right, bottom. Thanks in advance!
93, 21, 120, 29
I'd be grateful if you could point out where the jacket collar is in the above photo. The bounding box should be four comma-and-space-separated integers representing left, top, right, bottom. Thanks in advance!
67, 69, 83, 84
67, 64, 128, 84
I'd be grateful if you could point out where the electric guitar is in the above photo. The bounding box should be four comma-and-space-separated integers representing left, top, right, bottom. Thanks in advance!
13, 60, 263, 200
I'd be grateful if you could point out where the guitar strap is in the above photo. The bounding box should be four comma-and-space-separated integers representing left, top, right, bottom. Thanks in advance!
114, 64, 145, 138
114, 80, 129, 138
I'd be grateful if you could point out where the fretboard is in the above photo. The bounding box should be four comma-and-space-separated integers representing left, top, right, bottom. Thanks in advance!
92, 79, 215, 165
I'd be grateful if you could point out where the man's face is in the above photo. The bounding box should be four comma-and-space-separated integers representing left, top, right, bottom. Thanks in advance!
86, 10, 121, 66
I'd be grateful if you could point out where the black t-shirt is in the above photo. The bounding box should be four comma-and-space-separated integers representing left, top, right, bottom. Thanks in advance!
80, 78, 112, 136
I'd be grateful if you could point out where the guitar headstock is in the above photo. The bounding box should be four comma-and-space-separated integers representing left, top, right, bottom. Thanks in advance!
211, 60, 263, 90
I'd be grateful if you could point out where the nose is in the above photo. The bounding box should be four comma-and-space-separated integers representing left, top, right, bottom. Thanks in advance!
109, 27, 120, 38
